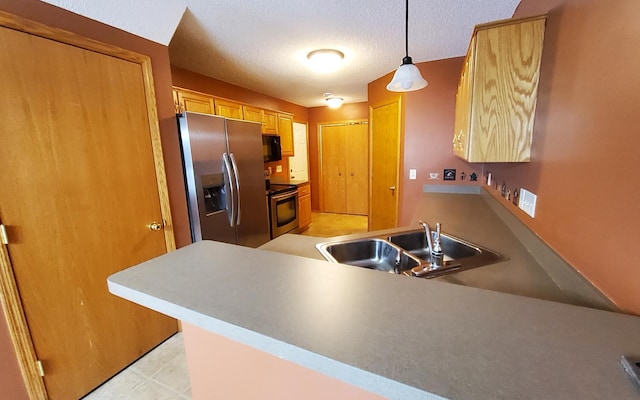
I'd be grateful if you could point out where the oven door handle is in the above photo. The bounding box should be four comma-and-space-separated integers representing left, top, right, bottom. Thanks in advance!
229, 153, 241, 226
270, 190, 298, 202
222, 153, 235, 227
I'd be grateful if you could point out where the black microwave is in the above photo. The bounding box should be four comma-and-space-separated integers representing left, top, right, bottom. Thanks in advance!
262, 134, 282, 162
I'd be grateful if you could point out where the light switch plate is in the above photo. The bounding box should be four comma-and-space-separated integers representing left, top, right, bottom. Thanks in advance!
518, 188, 537, 218
409, 169, 417, 180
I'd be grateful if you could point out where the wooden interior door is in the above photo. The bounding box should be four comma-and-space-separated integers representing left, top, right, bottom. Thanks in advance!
369, 100, 401, 230
321, 125, 347, 213
345, 123, 369, 215
0, 25, 177, 400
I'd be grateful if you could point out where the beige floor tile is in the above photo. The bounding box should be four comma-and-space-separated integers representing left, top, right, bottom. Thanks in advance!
132, 333, 186, 379
149, 350, 191, 394
83, 368, 145, 399
299, 212, 368, 237
122, 378, 185, 400
83, 333, 191, 400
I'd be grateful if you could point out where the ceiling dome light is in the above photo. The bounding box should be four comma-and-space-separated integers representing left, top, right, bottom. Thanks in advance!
307, 49, 345, 73
326, 97, 344, 109
387, 0, 428, 92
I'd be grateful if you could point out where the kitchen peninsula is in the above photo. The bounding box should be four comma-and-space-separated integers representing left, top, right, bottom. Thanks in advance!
108, 188, 640, 400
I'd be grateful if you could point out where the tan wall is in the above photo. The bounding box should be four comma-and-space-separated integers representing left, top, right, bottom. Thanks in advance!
483, 0, 640, 314
307, 103, 369, 210
368, 59, 483, 227
183, 323, 386, 399
0, 0, 191, 396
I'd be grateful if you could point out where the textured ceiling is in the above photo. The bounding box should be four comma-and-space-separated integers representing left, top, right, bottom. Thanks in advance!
40, 0, 520, 107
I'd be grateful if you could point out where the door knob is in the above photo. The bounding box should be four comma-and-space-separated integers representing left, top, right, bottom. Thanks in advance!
147, 222, 163, 231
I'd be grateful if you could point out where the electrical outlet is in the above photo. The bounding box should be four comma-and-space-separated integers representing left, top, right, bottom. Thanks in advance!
275, 165, 283, 173
409, 169, 417, 180
518, 188, 537, 218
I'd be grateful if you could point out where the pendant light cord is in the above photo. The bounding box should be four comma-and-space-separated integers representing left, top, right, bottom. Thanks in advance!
404, 0, 409, 58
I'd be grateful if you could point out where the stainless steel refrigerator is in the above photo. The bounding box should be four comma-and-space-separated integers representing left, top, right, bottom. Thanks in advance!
177, 111, 270, 247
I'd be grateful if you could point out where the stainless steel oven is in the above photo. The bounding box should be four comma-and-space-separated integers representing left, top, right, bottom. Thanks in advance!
267, 184, 299, 238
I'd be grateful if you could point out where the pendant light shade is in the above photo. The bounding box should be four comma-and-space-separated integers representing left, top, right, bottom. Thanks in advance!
387, 0, 427, 92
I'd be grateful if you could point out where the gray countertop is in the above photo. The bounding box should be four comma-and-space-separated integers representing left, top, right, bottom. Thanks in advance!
262, 190, 613, 311
108, 190, 639, 399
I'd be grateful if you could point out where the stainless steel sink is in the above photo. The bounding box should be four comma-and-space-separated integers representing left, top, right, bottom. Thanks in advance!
316, 229, 506, 278
387, 229, 505, 278
316, 238, 421, 273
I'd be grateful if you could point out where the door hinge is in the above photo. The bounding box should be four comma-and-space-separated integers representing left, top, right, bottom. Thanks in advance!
36, 360, 45, 377
0, 224, 8, 245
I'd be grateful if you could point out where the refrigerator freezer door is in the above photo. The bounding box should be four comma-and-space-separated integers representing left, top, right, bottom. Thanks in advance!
178, 112, 237, 244
225, 119, 270, 247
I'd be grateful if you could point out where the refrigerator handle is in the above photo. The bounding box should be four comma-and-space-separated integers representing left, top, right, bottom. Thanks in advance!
222, 153, 236, 227
229, 153, 242, 225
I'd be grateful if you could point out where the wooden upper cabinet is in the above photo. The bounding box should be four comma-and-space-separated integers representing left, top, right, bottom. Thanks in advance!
175, 88, 215, 115
278, 113, 294, 157
215, 98, 243, 119
262, 110, 278, 134
453, 15, 546, 162
243, 106, 278, 134
242, 105, 263, 124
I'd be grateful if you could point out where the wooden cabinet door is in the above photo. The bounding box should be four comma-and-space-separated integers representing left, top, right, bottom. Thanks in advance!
0, 24, 176, 400
453, 37, 475, 160
215, 99, 243, 119
176, 89, 215, 114
262, 110, 278, 134
345, 124, 369, 215
278, 113, 294, 157
454, 16, 545, 162
297, 184, 312, 230
242, 105, 263, 124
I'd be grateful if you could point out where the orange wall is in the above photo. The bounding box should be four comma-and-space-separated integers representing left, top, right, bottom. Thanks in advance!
368, 58, 483, 226
171, 66, 309, 122
0, 0, 191, 396
484, 0, 640, 314
307, 103, 369, 210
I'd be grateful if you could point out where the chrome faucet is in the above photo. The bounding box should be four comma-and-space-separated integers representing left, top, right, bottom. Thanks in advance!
418, 220, 444, 270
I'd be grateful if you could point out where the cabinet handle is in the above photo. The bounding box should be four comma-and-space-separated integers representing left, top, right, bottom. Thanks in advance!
338, 172, 342, 176
389, 186, 396, 191
350, 172, 355, 176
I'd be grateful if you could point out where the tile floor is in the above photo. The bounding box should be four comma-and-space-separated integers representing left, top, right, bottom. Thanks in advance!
299, 212, 368, 237
83, 333, 190, 400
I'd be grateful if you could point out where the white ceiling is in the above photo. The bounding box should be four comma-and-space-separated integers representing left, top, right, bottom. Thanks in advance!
40, 0, 520, 108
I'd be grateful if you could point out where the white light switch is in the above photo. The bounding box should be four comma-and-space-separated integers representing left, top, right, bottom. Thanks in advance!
518, 188, 537, 218
409, 169, 417, 180
275, 165, 283, 173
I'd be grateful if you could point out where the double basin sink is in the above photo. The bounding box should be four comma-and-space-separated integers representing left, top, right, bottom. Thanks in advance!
316, 228, 506, 278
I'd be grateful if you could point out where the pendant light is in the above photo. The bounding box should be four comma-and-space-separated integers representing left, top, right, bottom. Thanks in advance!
386, 0, 427, 92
